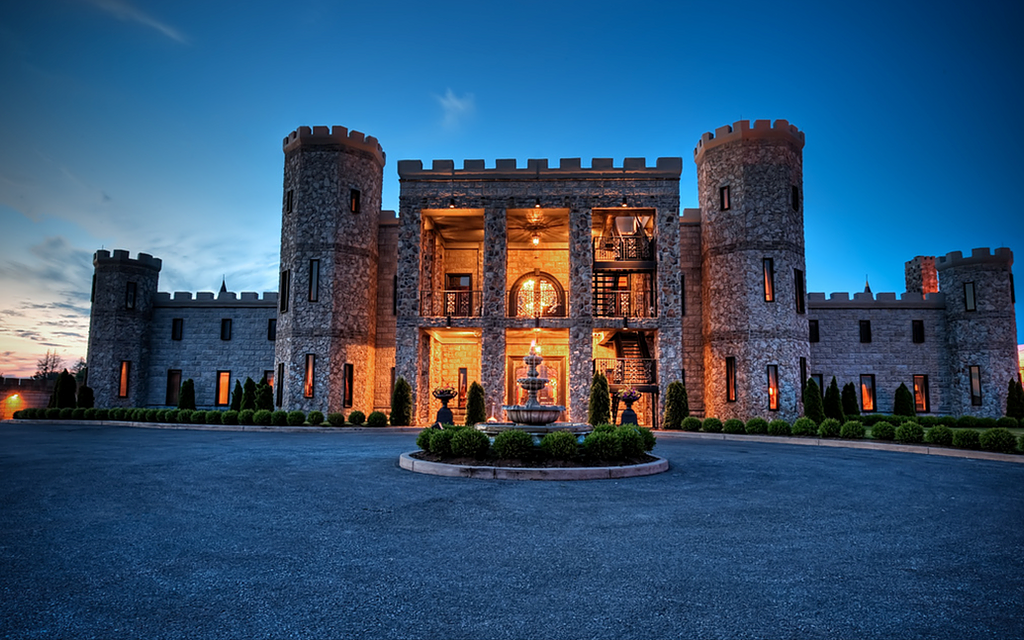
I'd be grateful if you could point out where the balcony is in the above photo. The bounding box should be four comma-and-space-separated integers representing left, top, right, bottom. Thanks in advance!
593, 289, 656, 318
419, 290, 482, 317
593, 237, 655, 263
593, 358, 658, 386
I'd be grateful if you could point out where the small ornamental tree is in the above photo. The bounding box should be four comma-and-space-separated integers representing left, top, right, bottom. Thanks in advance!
76, 385, 94, 409
841, 382, 860, 417
390, 376, 413, 426
662, 380, 689, 429
1006, 378, 1024, 420
803, 378, 825, 424
587, 371, 611, 426
823, 377, 845, 424
178, 379, 196, 411
230, 380, 243, 411
255, 380, 274, 411
465, 381, 486, 425
893, 382, 916, 416
56, 369, 77, 409
240, 377, 257, 412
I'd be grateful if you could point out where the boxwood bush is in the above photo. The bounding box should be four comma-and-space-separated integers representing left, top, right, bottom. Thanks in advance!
791, 417, 817, 436
977, 417, 998, 429
366, 411, 388, 427
951, 429, 980, 449
938, 416, 958, 428
307, 410, 325, 426
272, 410, 288, 426
429, 429, 456, 456
957, 415, 979, 429
493, 429, 535, 459
979, 428, 1018, 454
723, 418, 745, 434
206, 410, 222, 425
615, 426, 645, 458
95, 408, 109, 420
840, 420, 865, 439
767, 419, 791, 436
871, 421, 895, 440
84, 408, 98, 420
996, 416, 1019, 429
222, 410, 239, 425
110, 408, 126, 421
592, 423, 616, 434
681, 417, 702, 432
451, 428, 490, 458
144, 409, 158, 422
583, 430, 622, 460
925, 425, 953, 446
327, 412, 346, 427
701, 417, 723, 433
745, 418, 769, 435
237, 409, 254, 425
895, 421, 925, 444
348, 410, 365, 425
72, 408, 86, 420
286, 411, 305, 426
818, 418, 841, 438
541, 431, 578, 460
416, 428, 434, 452
254, 409, 273, 426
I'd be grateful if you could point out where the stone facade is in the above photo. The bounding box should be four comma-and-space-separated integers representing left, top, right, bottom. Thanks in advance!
85, 120, 1020, 422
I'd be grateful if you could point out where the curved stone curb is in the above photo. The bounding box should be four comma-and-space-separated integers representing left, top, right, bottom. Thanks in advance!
0, 419, 420, 434
399, 451, 670, 480
653, 430, 1024, 464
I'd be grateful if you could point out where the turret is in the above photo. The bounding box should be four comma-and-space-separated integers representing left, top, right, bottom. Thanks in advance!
695, 120, 808, 421
86, 250, 162, 407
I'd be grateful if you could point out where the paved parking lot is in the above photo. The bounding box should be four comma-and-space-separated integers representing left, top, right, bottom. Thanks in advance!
1, 422, 1022, 639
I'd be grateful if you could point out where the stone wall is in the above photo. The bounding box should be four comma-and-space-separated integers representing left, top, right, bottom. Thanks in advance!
678, 209, 705, 414
373, 213, 399, 412
0, 378, 54, 418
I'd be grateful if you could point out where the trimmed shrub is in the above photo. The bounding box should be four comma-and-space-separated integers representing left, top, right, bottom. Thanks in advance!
818, 418, 841, 438
615, 426, 645, 458
192, 409, 207, 424
429, 429, 456, 456
390, 377, 413, 426
307, 411, 325, 426
108, 408, 125, 421
95, 408, 109, 420
240, 377, 257, 412
327, 412, 345, 427
917, 416, 939, 427
366, 411, 388, 427
587, 371, 611, 426
72, 407, 86, 419
979, 428, 1018, 454
976, 417, 997, 429
791, 417, 817, 436
745, 418, 769, 435
465, 381, 486, 425
59, 407, 74, 419
286, 411, 305, 426
272, 410, 288, 426
179, 409, 196, 424
156, 409, 172, 423
723, 418, 745, 434
135, 408, 149, 421
255, 381, 274, 412
230, 380, 243, 411
55, 370, 77, 409
951, 429, 980, 450
701, 417, 723, 433
996, 416, 1019, 429
592, 423, 616, 434
541, 431, 578, 460
84, 408, 97, 420
178, 379, 196, 411
841, 382, 860, 417
839, 420, 865, 439
145, 409, 159, 422
637, 426, 656, 451
254, 409, 272, 426
681, 417, 702, 432
451, 428, 490, 458
824, 377, 845, 424
416, 428, 435, 452
938, 415, 958, 428
76, 385, 94, 409
957, 415, 979, 429
893, 383, 916, 416
872, 421, 895, 440
205, 410, 222, 425
238, 409, 255, 425
662, 380, 689, 429
348, 410, 366, 425
803, 378, 825, 424
925, 425, 953, 446
583, 430, 622, 460
493, 429, 535, 459
768, 419, 791, 436
222, 410, 239, 425
895, 421, 925, 444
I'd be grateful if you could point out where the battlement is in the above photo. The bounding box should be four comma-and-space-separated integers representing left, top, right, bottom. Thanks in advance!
155, 291, 278, 307
282, 126, 386, 167
93, 249, 162, 271
935, 247, 1013, 270
693, 120, 805, 165
807, 290, 947, 309
396, 157, 683, 180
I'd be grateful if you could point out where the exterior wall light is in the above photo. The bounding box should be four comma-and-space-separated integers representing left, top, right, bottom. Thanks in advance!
448, 198, 456, 208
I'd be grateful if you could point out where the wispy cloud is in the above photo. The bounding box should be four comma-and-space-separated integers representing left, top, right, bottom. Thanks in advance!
86, 0, 188, 44
435, 89, 475, 130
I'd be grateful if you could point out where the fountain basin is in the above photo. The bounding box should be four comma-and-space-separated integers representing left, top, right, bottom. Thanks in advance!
502, 405, 564, 426
475, 421, 592, 444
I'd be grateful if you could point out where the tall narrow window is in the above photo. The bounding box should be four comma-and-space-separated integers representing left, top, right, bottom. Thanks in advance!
860, 374, 876, 412
800, 357, 807, 394
216, 371, 231, 406
794, 269, 805, 314
763, 258, 775, 302
964, 282, 976, 311
680, 273, 686, 316
859, 320, 872, 343
91, 274, 96, 303
309, 259, 320, 302
264, 370, 274, 389
350, 188, 361, 213
220, 318, 232, 341
343, 363, 354, 408
912, 320, 924, 344
811, 374, 824, 396
118, 361, 130, 398
267, 318, 277, 341
125, 282, 137, 310
393, 275, 398, 315
285, 189, 294, 213
171, 318, 183, 341
1011, 274, 1016, 304
458, 368, 468, 409
276, 363, 284, 407
767, 365, 779, 411
791, 185, 800, 211
969, 365, 982, 406
390, 367, 396, 399
809, 319, 820, 343
280, 270, 290, 313
166, 370, 181, 406
725, 357, 737, 402
719, 186, 730, 211
303, 354, 315, 398
913, 375, 930, 413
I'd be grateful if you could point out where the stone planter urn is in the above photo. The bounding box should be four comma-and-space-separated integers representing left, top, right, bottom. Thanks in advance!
432, 388, 457, 425
618, 389, 640, 426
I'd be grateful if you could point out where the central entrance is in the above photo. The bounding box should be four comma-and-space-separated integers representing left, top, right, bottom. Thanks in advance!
505, 328, 567, 422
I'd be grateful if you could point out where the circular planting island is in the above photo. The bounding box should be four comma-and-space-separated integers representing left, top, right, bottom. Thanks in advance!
399, 450, 669, 480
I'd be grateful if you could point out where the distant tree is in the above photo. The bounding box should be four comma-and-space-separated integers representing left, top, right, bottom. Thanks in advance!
255, 380, 274, 411
56, 369, 77, 409
71, 358, 87, 386
587, 371, 611, 426
841, 382, 860, 417
893, 383, 916, 416
76, 385, 94, 409
177, 379, 196, 411
823, 377, 845, 424
230, 380, 243, 411
34, 349, 63, 381
390, 377, 413, 426
240, 377, 257, 411
803, 378, 825, 424
662, 380, 689, 429
465, 381, 486, 425
1006, 378, 1024, 420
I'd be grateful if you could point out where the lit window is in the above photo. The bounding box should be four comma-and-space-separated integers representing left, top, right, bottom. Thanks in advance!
125, 282, 137, 310
719, 186, 730, 211
726, 357, 737, 402
280, 270, 290, 313
343, 363, 354, 408
964, 282, 976, 311
119, 361, 131, 398
264, 370, 275, 390
350, 188, 361, 213
309, 259, 320, 302
794, 269, 805, 314
913, 375, 929, 413
809, 319, 819, 343
172, 318, 183, 341
860, 320, 871, 343
267, 318, 277, 341
912, 320, 924, 344
860, 374, 876, 412
276, 363, 284, 407
221, 318, 232, 341
791, 185, 800, 211
286, 189, 294, 213
969, 365, 982, 406
304, 354, 315, 398
216, 371, 231, 406
767, 365, 779, 411
166, 370, 181, 406
763, 258, 775, 302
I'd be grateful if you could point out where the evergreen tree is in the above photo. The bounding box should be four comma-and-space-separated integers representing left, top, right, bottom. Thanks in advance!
893, 382, 916, 416
803, 378, 825, 424
1005, 378, 1024, 420
841, 382, 860, 417
178, 379, 196, 410
587, 371, 611, 426
465, 381, 486, 425
662, 380, 689, 429
255, 380, 274, 411
390, 377, 413, 426
240, 377, 257, 411
76, 385, 94, 409
823, 377, 845, 424
230, 380, 243, 411
1016, 379, 1024, 420
56, 369, 77, 409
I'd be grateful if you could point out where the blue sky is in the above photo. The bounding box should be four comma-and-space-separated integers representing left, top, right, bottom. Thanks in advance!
1, 0, 1022, 377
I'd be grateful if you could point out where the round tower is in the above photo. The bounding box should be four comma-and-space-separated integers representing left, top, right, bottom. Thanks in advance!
695, 120, 808, 421
936, 247, 1017, 417
275, 126, 385, 414
86, 249, 162, 407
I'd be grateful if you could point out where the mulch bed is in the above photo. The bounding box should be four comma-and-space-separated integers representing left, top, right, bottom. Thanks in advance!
409, 451, 658, 468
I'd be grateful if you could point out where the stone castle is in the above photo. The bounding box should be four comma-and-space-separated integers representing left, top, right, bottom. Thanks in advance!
85, 120, 1019, 425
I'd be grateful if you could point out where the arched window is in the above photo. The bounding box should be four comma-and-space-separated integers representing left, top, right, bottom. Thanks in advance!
509, 272, 566, 317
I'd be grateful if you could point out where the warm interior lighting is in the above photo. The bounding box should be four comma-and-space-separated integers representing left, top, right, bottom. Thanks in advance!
448, 198, 456, 208
534, 198, 541, 208
621, 197, 628, 207
532, 234, 540, 245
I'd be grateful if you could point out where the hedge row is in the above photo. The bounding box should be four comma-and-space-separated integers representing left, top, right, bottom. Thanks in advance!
11, 407, 393, 427
416, 423, 656, 463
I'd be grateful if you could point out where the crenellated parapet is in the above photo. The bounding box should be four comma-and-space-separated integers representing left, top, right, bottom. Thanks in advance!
154, 291, 278, 307
936, 247, 1013, 270
397, 157, 683, 180
807, 291, 947, 309
282, 125, 385, 167
693, 119, 804, 165
93, 249, 162, 271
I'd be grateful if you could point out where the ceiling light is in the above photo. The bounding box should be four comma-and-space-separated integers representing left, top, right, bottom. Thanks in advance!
532, 234, 540, 245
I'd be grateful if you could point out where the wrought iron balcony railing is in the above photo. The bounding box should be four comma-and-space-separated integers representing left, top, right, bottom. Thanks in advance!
593, 237, 655, 262
593, 358, 658, 386
593, 289, 657, 318
419, 290, 482, 317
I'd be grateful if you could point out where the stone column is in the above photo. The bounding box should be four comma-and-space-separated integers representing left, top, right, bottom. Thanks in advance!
568, 201, 594, 422
481, 324, 506, 420
481, 202, 508, 418
395, 196, 422, 410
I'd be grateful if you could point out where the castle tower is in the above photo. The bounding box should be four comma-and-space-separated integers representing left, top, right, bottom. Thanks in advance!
936, 247, 1017, 416
86, 249, 162, 407
695, 120, 808, 421
275, 126, 385, 413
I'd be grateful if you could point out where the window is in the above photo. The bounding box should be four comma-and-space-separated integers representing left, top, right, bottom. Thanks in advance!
216, 371, 231, 406
725, 357, 737, 402
390, 367, 396, 399
912, 320, 924, 344
811, 374, 824, 396
280, 270, 290, 313
264, 370, 274, 390
964, 282, 976, 311
969, 365, 982, 406
859, 320, 872, 343
913, 375, 930, 413
1011, 274, 1016, 304
794, 269, 805, 314
166, 370, 181, 406
343, 363, 354, 408
809, 319, 819, 343
458, 367, 468, 409
800, 358, 807, 394
860, 374, 876, 412
309, 259, 320, 302
393, 275, 398, 315
791, 185, 800, 211
445, 273, 472, 316
304, 354, 315, 398
276, 363, 284, 407
220, 318, 232, 341
91, 274, 96, 303
172, 318, 183, 341
767, 365, 779, 411
118, 361, 130, 398
286, 189, 293, 213
680, 273, 686, 316
267, 318, 277, 341
763, 258, 775, 302
350, 188, 361, 213
719, 186, 730, 210
125, 282, 137, 310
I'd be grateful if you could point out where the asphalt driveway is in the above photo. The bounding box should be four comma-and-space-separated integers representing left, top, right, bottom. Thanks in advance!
1, 422, 1021, 639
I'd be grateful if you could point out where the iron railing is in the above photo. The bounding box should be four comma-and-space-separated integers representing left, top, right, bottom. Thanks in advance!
593, 358, 658, 386
593, 237, 655, 262
593, 289, 656, 318
507, 289, 568, 318
419, 290, 482, 317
